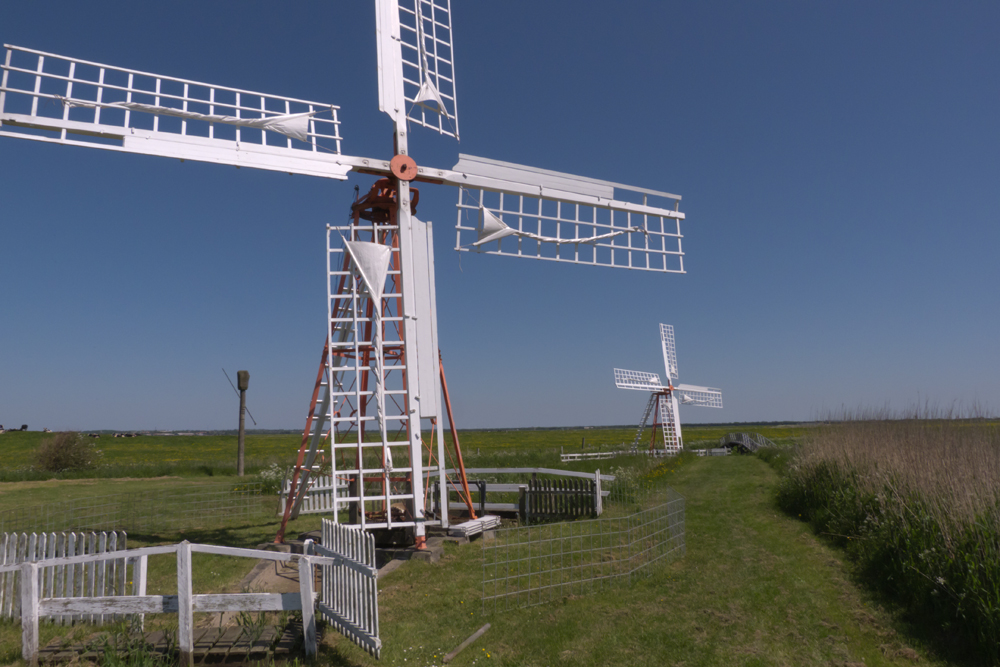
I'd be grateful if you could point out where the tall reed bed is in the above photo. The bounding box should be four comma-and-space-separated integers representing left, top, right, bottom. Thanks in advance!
777, 416, 1000, 662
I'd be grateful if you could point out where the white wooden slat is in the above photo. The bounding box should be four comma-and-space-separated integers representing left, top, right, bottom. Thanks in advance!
0, 542, 176, 574
85, 532, 96, 624
177, 541, 193, 667
21, 562, 39, 667
65, 533, 77, 623
0, 533, 8, 616
44, 534, 55, 600
319, 519, 380, 657
299, 557, 317, 657
95, 532, 107, 623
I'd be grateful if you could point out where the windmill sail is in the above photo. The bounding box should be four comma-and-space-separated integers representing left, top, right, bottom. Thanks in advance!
614, 368, 665, 392
0, 44, 348, 179
398, 0, 459, 137
674, 384, 723, 408
453, 154, 685, 273
660, 323, 679, 380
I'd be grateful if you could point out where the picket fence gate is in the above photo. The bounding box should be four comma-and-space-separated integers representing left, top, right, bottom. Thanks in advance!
279, 474, 349, 516
0, 531, 136, 625
2, 540, 368, 667
316, 519, 381, 657
522, 478, 600, 522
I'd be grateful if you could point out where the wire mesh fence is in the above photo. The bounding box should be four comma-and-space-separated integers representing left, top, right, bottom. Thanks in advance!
482, 486, 685, 612
0, 483, 275, 536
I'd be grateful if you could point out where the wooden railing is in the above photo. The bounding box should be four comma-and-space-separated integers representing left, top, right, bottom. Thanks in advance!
1, 540, 369, 666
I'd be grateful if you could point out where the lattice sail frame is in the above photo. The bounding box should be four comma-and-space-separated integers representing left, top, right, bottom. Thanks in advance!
451, 154, 685, 273
323, 222, 418, 531
398, 0, 458, 137
0, 44, 347, 178
660, 323, 678, 380
658, 393, 681, 453
614, 368, 665, 392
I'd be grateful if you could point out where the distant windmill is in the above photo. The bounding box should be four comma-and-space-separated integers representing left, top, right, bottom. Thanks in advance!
615, 324, 722, 455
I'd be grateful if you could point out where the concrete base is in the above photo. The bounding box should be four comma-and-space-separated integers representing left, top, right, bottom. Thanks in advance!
375, 536, 445, 570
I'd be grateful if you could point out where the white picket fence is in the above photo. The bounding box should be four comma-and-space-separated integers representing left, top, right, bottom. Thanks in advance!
279, 474, 350, 515
316, 519, 380, 657
3, 540, 363, 667
0, 531, 136, 624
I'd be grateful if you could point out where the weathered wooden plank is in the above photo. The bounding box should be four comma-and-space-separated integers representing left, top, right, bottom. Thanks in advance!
189, 543, 297, 562
0, 543, 176, 574
443, 467, 616, 481
206, 626, 242, 660
40, 595, 179, 615
43, 534, 55, 599
248, 627, 277, 659
191, 592, 302, 613
443, 622, 490, 664
21, 562, 39, 667
0, 533, 8, 618
95, 532, 107, 624
299, 557, 316, 657
192, 627, 217, 657
176, 542, 193, 667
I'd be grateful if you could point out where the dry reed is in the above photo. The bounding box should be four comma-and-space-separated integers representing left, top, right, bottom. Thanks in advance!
778, 413, 1000, 662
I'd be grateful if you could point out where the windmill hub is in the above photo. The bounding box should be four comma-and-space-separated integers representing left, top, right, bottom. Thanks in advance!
390, 154, 418, 181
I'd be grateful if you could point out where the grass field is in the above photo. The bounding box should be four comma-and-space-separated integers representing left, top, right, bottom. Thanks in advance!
0, 422, 967, 666
0, 424, 813, 482
320, 454, 944, 667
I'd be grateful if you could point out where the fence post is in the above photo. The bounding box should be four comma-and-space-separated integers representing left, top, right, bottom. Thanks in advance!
518, 486, 527, 523
133, 554, 148, 630
594, 470, 603, 516
298, 555, 317, 657
177, 541, 193, 667
21, 561, 38, 667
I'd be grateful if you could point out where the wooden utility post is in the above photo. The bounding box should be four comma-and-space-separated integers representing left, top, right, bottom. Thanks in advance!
237, 370, 249, 477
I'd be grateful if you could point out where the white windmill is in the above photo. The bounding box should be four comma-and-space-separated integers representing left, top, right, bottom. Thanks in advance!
0, 2, 691, 548
615, 324, 722, 455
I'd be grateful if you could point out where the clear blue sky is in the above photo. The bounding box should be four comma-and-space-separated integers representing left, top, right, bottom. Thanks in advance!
2, 2, 998, 431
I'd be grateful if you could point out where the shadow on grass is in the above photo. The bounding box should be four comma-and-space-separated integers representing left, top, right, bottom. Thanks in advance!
125, 517, 320, 549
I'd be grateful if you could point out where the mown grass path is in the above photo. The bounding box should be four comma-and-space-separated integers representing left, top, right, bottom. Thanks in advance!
324, 455, 948, 667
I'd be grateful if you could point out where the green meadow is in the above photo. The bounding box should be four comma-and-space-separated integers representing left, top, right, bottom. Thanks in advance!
0, 424, 812, 482
0, 422, 986, 666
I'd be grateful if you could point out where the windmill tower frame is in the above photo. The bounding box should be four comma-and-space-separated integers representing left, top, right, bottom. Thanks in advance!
0, 1, 693, 546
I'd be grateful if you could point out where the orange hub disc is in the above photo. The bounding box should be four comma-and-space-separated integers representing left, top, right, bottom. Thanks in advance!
390, 154, 418, 181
